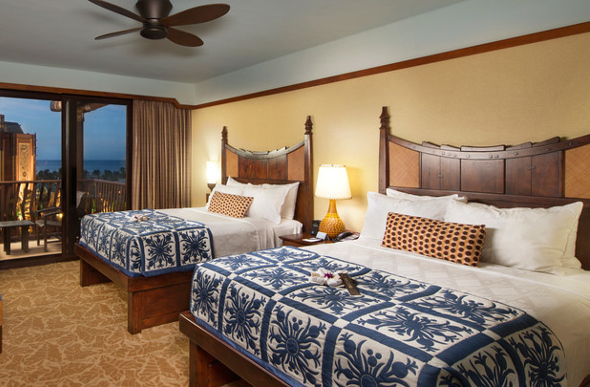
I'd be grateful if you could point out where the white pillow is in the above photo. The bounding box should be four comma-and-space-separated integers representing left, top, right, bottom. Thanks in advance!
263, 182, 299, 220
563, 209, 583, 269
227, 177, 300, 220
226, 176, 247, 188
243, 184, 290, 224
386, 187, 467, 203
360, 192, 462, 242
562, 256, 582, 270
206, 184, 245, 208
444, 200, 583, 275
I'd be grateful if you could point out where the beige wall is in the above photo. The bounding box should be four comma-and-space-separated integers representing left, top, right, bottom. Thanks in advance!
191, 31, 590, 233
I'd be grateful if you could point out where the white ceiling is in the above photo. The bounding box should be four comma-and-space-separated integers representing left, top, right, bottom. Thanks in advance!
0, 0, 465, 84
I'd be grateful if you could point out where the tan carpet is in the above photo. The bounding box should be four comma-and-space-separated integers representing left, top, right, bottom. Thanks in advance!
0, 260, 190, 386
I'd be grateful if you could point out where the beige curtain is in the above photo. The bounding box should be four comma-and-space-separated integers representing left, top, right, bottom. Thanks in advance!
131, 100, 191, 209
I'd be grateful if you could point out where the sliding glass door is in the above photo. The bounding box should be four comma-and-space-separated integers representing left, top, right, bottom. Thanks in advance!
62, 96, 131, 257
0, 91, 130, 264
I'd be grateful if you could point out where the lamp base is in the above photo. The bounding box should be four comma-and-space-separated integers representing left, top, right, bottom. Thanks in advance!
319, 199, 345, 239
207, 183, 216, 192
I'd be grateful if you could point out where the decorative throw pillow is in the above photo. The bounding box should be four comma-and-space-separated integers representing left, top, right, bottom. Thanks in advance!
381, 212, 486, 267
206, 183, 246, 208
359, 192, 465, 243
207, 191, 253, 218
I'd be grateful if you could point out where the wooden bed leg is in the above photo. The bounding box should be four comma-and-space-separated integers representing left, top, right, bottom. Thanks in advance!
79, 258, 111, 287
208, 358, 242, 387
188, 341, 197, 387
128, 291, 143, 334
180, 312, 263, 387
192, 345, 240, 387
191, 343, 207, 387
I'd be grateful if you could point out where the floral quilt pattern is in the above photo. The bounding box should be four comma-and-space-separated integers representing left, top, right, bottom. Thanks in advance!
190, 246, 565, 386
79, 209, 213, 276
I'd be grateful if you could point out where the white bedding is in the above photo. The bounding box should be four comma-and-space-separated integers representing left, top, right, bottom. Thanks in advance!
159, 207, 301, 257
306, 239, 590, 386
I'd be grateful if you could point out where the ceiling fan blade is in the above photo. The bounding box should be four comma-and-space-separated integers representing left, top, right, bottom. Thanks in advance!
166, 27, 204, 47
95, 27, 142, 40
88, 0, 145, 24
161, 3, 230, 27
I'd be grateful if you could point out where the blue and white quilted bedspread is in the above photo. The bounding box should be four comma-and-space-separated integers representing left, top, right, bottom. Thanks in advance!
79, 209, 214, 277
190, 246, 566, 387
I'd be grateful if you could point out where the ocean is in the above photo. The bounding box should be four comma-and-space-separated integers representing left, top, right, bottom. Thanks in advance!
37, 160, 126, 173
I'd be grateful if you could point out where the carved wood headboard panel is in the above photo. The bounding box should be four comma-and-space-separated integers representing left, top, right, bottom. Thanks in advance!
378, 106, 590, 270
221, 116, 314, 232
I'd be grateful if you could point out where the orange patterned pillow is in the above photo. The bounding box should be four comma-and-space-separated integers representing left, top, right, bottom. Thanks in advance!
381, 212, 486, 267
208, 191, 253, 218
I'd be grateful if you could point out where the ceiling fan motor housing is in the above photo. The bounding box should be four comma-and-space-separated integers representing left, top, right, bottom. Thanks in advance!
135, 0, 172, 19
136, 0, 172, 39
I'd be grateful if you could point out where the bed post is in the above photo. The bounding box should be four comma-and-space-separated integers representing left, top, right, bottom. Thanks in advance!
221, 126, 228, 184
303, 116, 314, 231
379, 106, 390, 194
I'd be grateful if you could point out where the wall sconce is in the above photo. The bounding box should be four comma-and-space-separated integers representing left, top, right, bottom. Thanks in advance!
315, 164, 352, 238
206, 161, 218, 192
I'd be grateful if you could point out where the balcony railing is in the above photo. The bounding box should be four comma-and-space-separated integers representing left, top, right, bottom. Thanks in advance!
78, 179, 127, 214
0, 179, 127, 244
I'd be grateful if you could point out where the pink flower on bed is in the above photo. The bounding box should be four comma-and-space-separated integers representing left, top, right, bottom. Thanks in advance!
309, 269, 342, 287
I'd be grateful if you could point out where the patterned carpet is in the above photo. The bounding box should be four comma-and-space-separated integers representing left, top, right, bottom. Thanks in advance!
0, 260, 190, 386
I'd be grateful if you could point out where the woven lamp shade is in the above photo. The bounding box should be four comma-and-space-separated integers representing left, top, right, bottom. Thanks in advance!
315, 165, 351, 238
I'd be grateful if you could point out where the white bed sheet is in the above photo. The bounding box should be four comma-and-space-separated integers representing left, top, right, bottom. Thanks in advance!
306, 239, 590, 386
159, 207, 301, 258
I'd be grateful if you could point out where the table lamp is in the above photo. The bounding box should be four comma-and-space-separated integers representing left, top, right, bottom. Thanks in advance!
315, 164, 352, 238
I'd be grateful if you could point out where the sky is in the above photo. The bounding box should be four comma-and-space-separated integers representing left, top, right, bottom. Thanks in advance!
0, 97, 126, 160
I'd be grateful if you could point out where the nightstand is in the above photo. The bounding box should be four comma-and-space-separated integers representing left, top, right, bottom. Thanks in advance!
279, 232, 333, 247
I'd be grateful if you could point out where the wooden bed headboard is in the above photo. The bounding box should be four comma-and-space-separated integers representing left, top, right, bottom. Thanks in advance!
378, 106, 590, 270
221, 116, 314, 232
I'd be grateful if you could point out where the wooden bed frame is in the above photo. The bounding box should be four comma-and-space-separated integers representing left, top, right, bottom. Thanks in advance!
179, 107, 590, 387
75, 116, 314, 334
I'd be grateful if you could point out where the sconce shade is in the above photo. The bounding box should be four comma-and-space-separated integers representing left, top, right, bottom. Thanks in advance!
315, 164, 351, 238
207, 161, 218, 192
206, 161, 218, 184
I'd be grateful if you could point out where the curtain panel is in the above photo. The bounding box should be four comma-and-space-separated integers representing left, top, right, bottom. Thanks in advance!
131, 100, 191, 210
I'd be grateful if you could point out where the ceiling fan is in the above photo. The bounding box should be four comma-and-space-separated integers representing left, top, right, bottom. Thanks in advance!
88, 0, 230, 47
